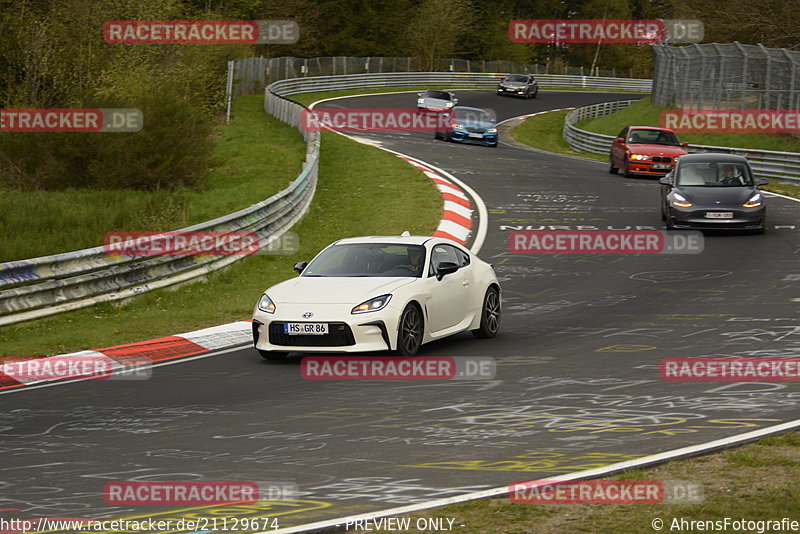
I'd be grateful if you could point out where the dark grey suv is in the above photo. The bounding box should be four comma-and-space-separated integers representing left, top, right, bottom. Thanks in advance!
497, 74, 538, 98
660, 153, 768, 233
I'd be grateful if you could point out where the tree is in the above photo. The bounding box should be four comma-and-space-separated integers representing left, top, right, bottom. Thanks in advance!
405, 0, 476, 71
672, 0, 800, 49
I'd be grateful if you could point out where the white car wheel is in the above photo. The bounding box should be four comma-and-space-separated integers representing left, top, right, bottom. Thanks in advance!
472, 286, 501, 338
397, 303, 423, 356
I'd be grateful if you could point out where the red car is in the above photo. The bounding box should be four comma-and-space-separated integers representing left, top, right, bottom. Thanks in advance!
609, 126, 689, 178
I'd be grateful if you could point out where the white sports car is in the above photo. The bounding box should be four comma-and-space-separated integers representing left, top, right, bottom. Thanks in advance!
416, 89, 458, 112
252, 234, 501, 359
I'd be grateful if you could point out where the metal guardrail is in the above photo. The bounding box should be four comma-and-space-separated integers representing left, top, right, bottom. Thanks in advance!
563, 101, 800, 184
0, 91, 319, 326
229, 56, 627, 99
0, 71, 652, 326
268, 72, 653, 96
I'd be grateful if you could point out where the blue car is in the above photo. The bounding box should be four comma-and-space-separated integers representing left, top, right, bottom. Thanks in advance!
434, 106, 498, 147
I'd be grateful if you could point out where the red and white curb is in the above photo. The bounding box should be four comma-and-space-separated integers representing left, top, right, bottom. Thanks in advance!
0, 321, 252, 392
397, 156, 473, 245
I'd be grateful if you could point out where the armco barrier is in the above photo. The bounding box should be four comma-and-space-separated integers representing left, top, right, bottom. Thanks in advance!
563, 100, 800, 184
266, 71, 653, 95
0, 95, 319, 326
0, 71, 652, 326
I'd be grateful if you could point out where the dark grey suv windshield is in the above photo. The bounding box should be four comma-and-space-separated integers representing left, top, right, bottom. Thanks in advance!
676, 162, 754, 186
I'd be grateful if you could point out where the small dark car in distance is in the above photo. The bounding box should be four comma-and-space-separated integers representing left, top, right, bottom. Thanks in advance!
660, 153, 768, 233
497, 74, 538, 98
610, 126, 689, 178
434, 106, 498, 147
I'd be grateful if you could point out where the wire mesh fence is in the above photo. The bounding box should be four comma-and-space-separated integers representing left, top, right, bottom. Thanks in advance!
652, 42, 800, 110
231, 56, 618, 98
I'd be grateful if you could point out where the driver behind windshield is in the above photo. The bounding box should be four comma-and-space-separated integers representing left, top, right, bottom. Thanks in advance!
720, 165, 744, 185
406, 247, 425, 276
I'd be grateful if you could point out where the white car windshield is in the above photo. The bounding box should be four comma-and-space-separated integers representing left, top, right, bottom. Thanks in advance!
676, 162, 754, 186
424, 90, 451, 100
302, 243, 427, 277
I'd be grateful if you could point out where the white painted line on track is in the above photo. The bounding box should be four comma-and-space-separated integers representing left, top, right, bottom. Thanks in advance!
265, 418, 800, 534
0, 343, 250, 396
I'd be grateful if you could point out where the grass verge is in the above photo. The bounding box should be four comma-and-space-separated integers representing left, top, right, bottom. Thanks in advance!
370, 430, 800, 533
509, 110, 607, 163
510, 106, 800, 199
0, 96, 307, 262
577, 97, 800, 153
0, 110, 441, 356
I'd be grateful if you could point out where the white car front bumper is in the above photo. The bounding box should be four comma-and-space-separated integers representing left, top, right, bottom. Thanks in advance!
253, 302, 402, 354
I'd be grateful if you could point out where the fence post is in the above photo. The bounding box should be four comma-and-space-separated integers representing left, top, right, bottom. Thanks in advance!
786, 49, 799, 109
759, 44, 772, 110
225, 60, 234, 123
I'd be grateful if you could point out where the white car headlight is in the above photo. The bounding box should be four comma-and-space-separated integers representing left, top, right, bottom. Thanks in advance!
258, 293, 276, 313
417, 98, 424, 104
487, 128, 497, 133
352, 294, 392, 314
445, 102, 454, 108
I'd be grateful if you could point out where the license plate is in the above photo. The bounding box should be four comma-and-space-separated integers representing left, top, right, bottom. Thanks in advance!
705, 212, 734, 219
284, 322, 328, 335
651, 164, 670, 170
468, 133, 483, 138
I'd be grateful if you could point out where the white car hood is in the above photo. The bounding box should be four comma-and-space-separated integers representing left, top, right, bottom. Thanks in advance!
267, 277, 417, 305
